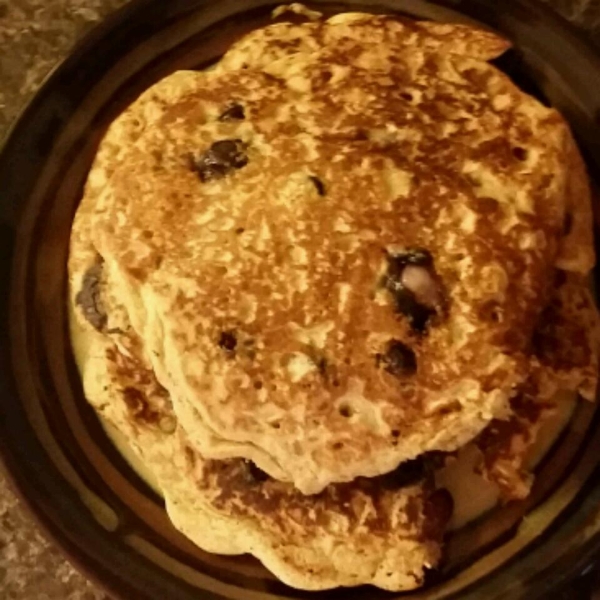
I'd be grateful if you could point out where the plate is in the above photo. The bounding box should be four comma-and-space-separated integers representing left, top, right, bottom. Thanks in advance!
1, 1, 600, 599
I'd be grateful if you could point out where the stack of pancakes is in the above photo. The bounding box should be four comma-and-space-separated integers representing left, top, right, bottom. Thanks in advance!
68, 6, 599, 591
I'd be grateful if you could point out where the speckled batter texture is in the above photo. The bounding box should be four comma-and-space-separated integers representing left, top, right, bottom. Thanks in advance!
1, 1, 600, 599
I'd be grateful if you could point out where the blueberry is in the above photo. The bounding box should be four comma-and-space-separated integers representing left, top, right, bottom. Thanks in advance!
218, 103, 245, 122
378, 339, 417, 376
191, 139, 248, 182
383, 248, 437, 332
218, 330, 237, 352
391, 288, 435, 332
75, 259, 107, 331
309, 175, 326, 196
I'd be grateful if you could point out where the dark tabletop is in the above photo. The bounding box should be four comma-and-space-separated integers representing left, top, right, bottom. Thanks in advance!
1, 1, 600, 598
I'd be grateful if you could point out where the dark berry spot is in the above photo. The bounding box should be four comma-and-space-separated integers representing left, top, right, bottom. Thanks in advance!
309, 175, 326, 196
254, 380, 263, 390
218, 103, 245, 121
218, 330, 237, 352
333, 442, 344, 449
400, 92, 414, 102
191, 139, 248, 182
512, 146, 527, 161
75, 258, 107, 331
391, 429, 400, 438
380, 340, 417, 377
235, 227, 245, 234
383, 248, 439, 332
390, 289, 434, 332
339, 404, 353, 418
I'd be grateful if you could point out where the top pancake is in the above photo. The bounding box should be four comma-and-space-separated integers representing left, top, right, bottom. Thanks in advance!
79, 11, 595, 493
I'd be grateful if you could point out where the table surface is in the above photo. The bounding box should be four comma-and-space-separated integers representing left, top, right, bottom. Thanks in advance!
1, 1, 600, 598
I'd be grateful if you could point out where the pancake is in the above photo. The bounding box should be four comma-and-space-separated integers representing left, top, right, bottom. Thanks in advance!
69, 255, 450, 592
75, 10, 596, 494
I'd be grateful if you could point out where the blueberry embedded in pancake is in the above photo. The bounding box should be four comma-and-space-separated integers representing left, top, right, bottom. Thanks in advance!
190, 139, 249, 182
377, 339, 418, 377
382, 248, 446, 333
218, 102, 246, 122
75, 258, 107, 331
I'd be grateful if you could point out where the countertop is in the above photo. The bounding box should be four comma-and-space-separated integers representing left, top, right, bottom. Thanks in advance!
1, 1, 600, 599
